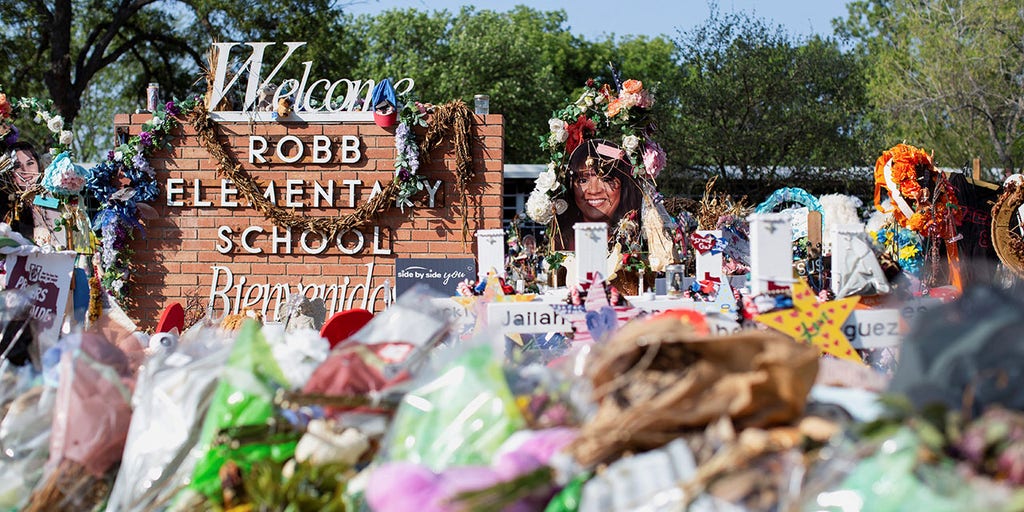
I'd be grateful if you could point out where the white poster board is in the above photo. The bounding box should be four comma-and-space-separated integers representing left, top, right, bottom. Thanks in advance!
574, 222, 608, 284
475, 229, 505, 280
693, 229, 724, 281
748, 213, 793, 295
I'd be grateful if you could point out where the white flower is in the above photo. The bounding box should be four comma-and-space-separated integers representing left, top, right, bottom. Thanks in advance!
33, 112, 43, 124
535, 169, 559, 193
151, 116, 164, 128
111, 278, 125, 293
526, 189, 554, 224
622, 135, 641, 154
47, 115, 63, 133
548, 118, 568, 144
113, 151, 123, 162
59, 130, 73, 145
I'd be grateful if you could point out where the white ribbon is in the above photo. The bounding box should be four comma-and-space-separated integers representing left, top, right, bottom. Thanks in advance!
882, 157, 915, 220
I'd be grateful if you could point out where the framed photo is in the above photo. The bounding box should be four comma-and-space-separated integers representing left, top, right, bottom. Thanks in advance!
666, 263, 686, 297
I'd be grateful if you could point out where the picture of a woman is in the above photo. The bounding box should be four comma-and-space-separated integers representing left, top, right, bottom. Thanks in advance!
555, 139, 643, 250
1, 141, 43, 239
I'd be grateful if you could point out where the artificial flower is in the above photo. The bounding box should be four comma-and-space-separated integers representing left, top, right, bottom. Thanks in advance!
622, 79, 643, 95
534, 168, 559, 194
165, 101, 180, 117
46, 115, 63, 133
622, 134, 641, 155
138, 131, 153, 147
898, 244, 919, 260
548, 118, 568, 144
642, 141, 666, 179
41, 151, 87, 195
0, 93, 10, 119
59, 130, 73, 145
565, 115, 595, 156
606, 98, 624, 118
526, 190, 554, 224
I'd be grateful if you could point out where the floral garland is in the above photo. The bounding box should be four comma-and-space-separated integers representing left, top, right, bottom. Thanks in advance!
0, 84, 73, 155
526, 78, 665, 227
85, 97, 195, 300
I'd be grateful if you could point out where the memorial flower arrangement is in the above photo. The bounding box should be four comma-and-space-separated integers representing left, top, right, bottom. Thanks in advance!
394, 98, 430, 211
86, 97, 197, 301
527, 77, 665, 226
873, 143, 961, 235
873, 143, 963, 288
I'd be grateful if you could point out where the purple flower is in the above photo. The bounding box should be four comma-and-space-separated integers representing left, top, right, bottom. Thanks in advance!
107, 150, 115, 161
3, 125, 19, 146
165, 101, 180, 116
398, 169, 411, 181
139, 131, 153, 147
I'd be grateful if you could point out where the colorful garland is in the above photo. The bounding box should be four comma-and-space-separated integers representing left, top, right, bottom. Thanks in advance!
86, 97, 196, 300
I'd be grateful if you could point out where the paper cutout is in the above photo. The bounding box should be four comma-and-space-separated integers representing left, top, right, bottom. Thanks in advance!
755, 280, 863, 364
689, 232, 727, 255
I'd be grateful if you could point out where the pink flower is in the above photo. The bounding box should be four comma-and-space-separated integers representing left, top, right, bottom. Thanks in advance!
642, 141, 666, 179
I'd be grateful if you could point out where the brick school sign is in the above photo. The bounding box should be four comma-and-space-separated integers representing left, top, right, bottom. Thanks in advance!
114, 111, 504, 326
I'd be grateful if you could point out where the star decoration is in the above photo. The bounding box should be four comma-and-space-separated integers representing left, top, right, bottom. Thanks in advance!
755, 280, 863, 364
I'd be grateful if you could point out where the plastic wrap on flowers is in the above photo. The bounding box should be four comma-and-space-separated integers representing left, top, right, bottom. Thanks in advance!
24, 332, 136, 512
379, 337, 527, 471
0, 367, 54, 511
798, 427, 1003, 512
105, 327, 232, 512
300, 284, 451, 417
367, 428, 577, 512
186, 319, 296, 504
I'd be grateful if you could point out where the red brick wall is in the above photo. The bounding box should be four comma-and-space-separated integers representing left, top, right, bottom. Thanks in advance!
113, 113, 504, 327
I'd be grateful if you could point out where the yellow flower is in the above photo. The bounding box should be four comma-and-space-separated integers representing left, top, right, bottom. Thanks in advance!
899, 244, 919, 260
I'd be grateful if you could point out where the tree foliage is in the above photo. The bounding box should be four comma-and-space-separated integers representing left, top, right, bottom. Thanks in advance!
837, 0, 1024, 173
662, 9, 871, 197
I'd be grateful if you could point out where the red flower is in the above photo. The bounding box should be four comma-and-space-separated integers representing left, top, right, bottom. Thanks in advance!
565, 115, 595, 156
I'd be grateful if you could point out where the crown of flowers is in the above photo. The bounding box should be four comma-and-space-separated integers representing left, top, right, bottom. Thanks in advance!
526, 78, 666, 225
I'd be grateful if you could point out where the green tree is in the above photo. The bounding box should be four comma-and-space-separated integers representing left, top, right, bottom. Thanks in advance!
1, 0, 357, 159
837, 0, 1024, 173
664, 9, 870, 198
346, 6, 599, 163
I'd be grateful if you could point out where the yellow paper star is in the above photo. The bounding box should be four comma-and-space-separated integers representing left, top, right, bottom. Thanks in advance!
755, 280, 863, 364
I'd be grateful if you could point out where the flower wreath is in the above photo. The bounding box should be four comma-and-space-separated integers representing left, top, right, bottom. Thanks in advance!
85, 97, 196, 301
526, 78, 666, 228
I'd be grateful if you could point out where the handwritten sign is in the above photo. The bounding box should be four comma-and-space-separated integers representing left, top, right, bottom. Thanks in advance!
395, 258, 475, 296
4, 252, 75, 344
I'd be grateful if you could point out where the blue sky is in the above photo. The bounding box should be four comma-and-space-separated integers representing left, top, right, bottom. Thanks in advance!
342, 0, 853, 39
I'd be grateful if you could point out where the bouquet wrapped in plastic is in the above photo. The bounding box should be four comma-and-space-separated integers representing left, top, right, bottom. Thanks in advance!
24, 331, 138, 511
184, 320, 296, 506
106, 325, 232, 511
